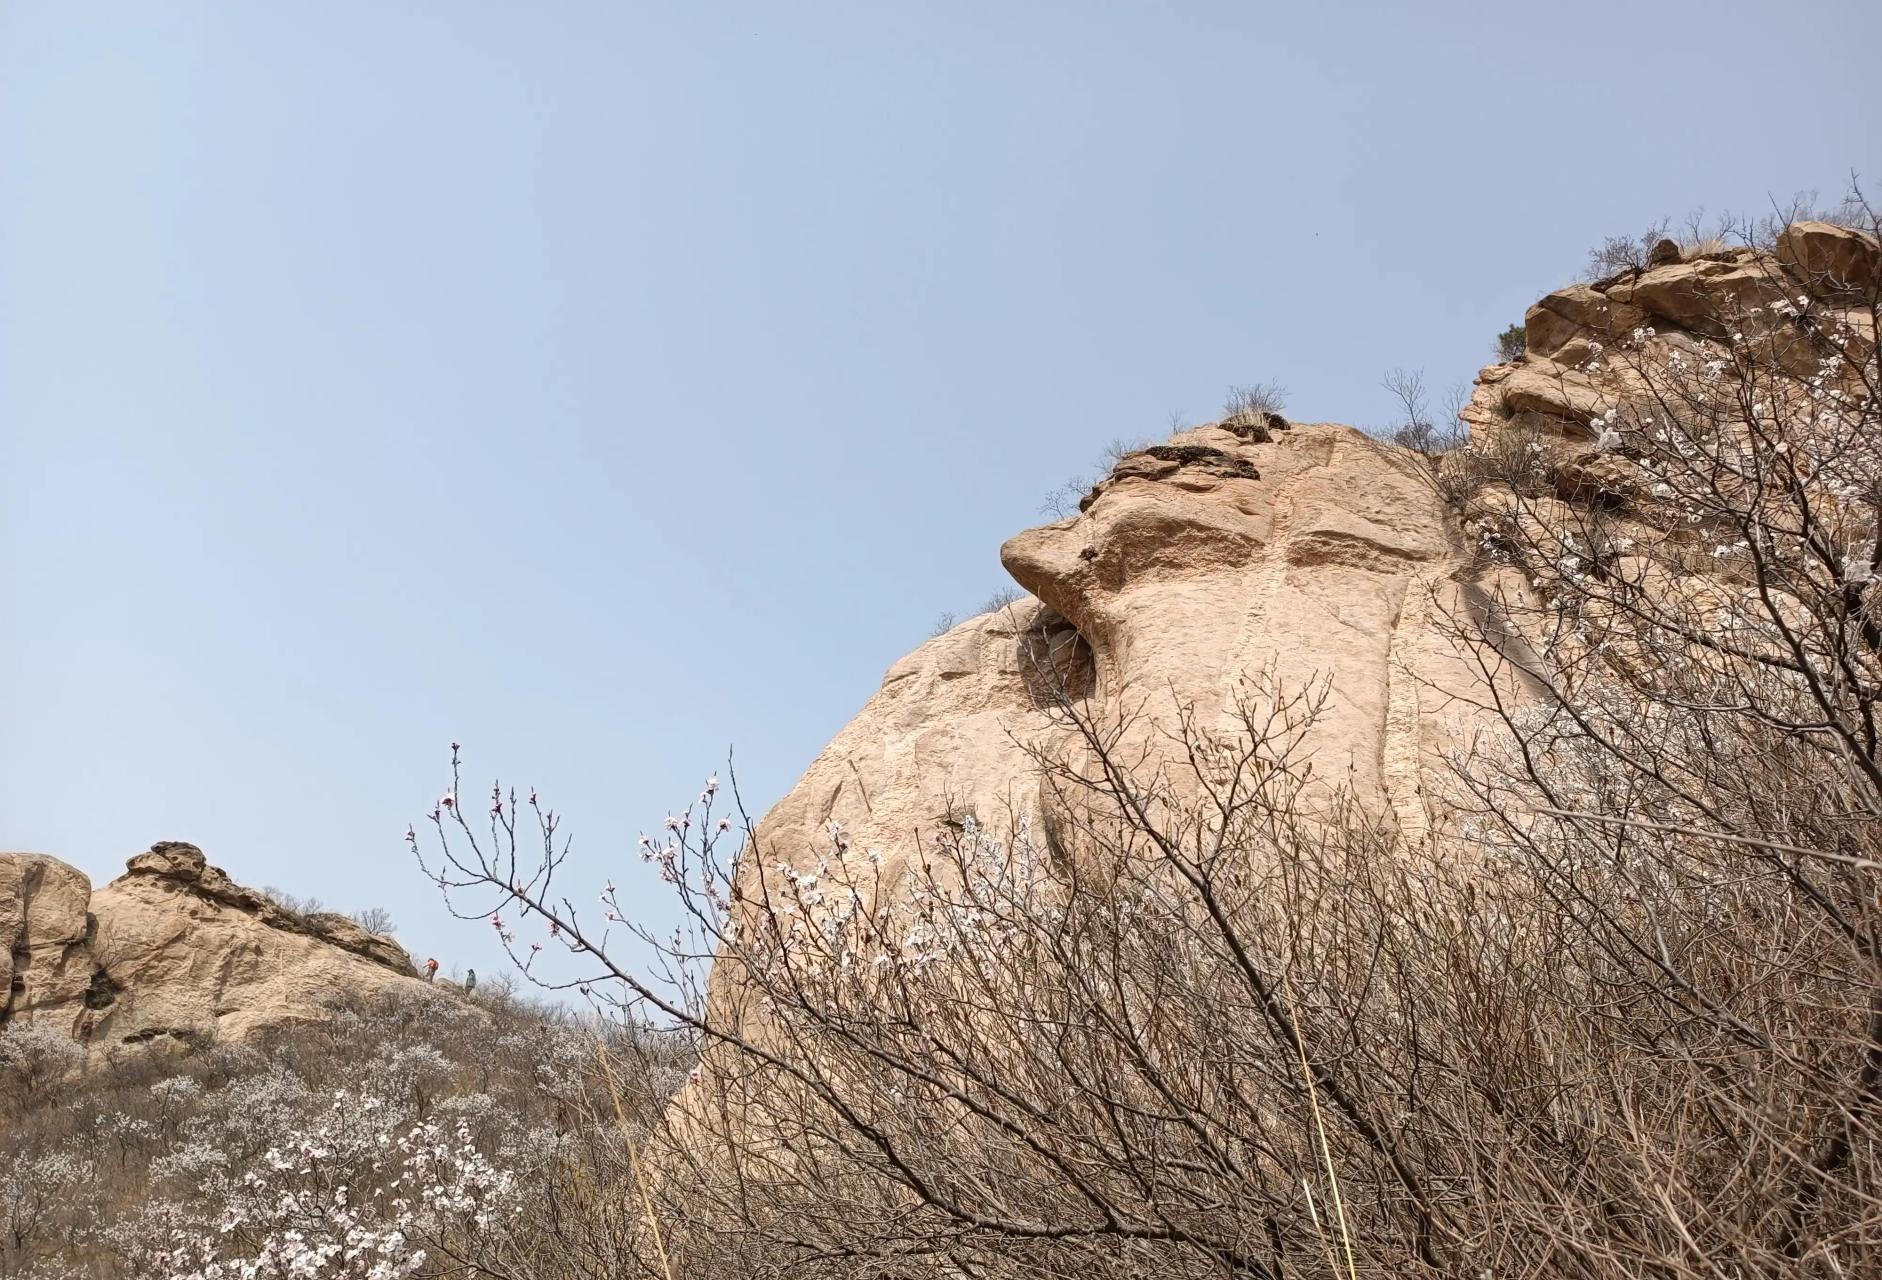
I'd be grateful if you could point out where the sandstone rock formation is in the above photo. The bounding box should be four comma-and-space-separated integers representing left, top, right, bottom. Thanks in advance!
748, 419, 1503, 896
1466, 221, 1879, 456
0, 854, 97, 1030
751, 219, 1881, 913
1, 842, 425, 1057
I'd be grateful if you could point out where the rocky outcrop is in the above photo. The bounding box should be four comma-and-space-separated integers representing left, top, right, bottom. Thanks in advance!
0, 843, 424, 1056
114, 842, 411, 972
748, 219, 1881, 929
1524, 283, 1647, 357
1495, 358, 1614, 429
745, 419, 1503, 899
0, 854, 95, 1029
1777, 220, 1882, 295
14, 218, 1875, 1082
1605, 255, 1789, 337
1466, 224, 1880, 471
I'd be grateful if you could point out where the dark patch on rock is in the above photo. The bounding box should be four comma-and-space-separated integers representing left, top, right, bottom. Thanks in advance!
1218, 412, 1290, 444
1142, 444, 1262, 481
1220, 419, 1270, 443
83, 965, 121, 1011
120, 1025, 212, 1050
1019, 604, 1095, 704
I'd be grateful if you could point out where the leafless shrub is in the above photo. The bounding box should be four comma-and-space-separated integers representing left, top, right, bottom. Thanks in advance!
1585, 217, 1674, 278
1382, 366, 1465, 457
1427, 189, 1882, 1274
1041, 434, 1157, 520
0, 1025, 84, 1116
977, 585, 1023, 614
1101, 435, 1150, 468
1434, 417, 1554, 509
1223, 381, 1287, 427
259, 885, 325, 918
1586, 181, 1879, 283
348, 905, 397, 935
424, 624, 1878, 1277
1038, 477, 1089, 519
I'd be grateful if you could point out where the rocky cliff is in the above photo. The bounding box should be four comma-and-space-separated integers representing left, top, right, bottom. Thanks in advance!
1462, 221, 1878, 484
745, 219, 1879, 903
749, 420, 1500, 900
0, 842, 425, 1057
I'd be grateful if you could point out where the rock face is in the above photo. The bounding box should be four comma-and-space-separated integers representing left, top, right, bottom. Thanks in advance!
1524, 282, 1648, 357
0, 843, 424, 1056
1463, 226, 1880, 503
1777, 220, 1882, 294
0, 854, 96, 1029
749, 420, 1500, 896
751, 220, 1881, 914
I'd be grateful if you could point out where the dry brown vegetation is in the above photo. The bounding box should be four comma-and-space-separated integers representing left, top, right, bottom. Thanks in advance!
415, 195, 1882, 1278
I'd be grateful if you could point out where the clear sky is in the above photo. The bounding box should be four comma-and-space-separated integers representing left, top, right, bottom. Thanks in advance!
4, 2, 1878, 983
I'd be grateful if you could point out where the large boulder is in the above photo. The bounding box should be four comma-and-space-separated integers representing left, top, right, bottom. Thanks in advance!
1524, 284, 1648, 358
1, 844, 426, 1058
1002, 423, 1473, 838
0, 853, 96, 1032
115, 841, 411, 972
1607, 257, 1789, 334
741, 223, 1878, 923
1497, 359, 1612, 428
745, 422, 1498, 907
1465, 223, 1877, 495
1776, 220, 1882, 295
88, 842, 423, 1052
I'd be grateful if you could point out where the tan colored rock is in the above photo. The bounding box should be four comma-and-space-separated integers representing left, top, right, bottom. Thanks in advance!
1466, 228, 1876, 507
1524, 284, 1647, 358
1007, 424, 1478, 836
735, 606, 1058, 889
113, 841, 411, 972
0, 853, 96, 1032
1498, 359, 1611, 429
741, 230, 1871, 907
2, 844, 427, 1058
1776, 220, 1882, 295
1609, 259, 1789, 333
87, 842, 425, 1053
1549, 448, 1648, 506
744, 423, 1500, 904
1458, 370, 1511, 439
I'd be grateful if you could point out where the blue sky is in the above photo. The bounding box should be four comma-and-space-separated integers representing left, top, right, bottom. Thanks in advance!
3, 2, 1877, 983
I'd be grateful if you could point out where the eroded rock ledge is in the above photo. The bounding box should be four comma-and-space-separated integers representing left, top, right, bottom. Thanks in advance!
120, 841, 412, 974
2, 843, 423, 1056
